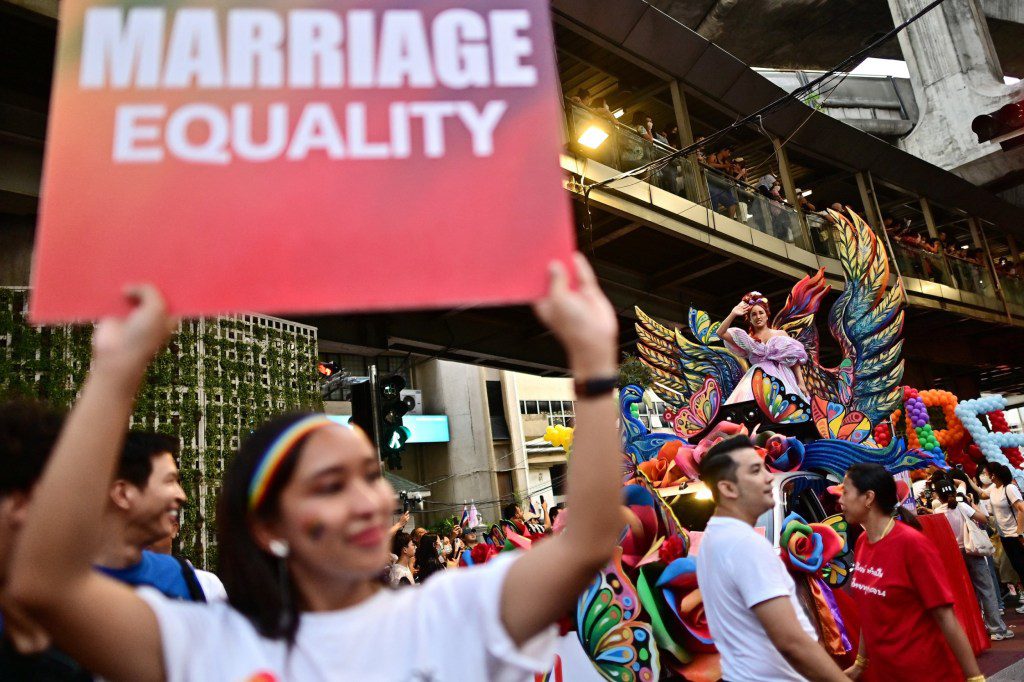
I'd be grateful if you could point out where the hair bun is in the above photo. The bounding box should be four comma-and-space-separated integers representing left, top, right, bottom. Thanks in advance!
741, 292, 770, 312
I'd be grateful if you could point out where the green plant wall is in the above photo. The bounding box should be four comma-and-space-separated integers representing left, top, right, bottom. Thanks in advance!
0, 287, 322, 568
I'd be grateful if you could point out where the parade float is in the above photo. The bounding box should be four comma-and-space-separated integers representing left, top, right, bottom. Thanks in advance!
527, 208, 1024, 681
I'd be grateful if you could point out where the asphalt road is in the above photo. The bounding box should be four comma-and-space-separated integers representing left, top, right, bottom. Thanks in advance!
981, 605, 1024, 680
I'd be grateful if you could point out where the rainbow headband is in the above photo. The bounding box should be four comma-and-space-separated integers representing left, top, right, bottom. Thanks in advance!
248, 415, 335, 512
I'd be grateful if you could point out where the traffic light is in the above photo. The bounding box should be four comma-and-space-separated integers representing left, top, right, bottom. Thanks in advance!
972, 101, 1024, 150
317, 361, 340, 377
350, 374, 414, 469
378, 375, 414, 469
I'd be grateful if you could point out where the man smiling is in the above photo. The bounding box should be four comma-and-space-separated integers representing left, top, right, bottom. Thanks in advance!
695, 435, 845, 681
95, 432, 203, 601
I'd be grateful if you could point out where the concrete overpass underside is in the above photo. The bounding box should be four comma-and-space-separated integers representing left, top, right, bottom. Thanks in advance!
299, 200, 1024, 400
646, 0, 1024, 78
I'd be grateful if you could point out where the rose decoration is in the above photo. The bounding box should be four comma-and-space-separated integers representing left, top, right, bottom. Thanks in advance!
778, 512, 851, 655
621, 485, 662, 568
759, 433, 805, 472
656, 556, 714, 651
779, 513, 844, 574
637, 441, 686, 488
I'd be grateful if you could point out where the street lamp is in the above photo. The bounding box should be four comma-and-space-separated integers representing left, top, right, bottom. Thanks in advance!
577, 125, 609, 149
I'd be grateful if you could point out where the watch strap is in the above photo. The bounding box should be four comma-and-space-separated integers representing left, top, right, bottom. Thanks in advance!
574, 376, 619, 398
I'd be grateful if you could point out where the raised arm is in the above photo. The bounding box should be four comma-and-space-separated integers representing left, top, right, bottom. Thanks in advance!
716, 302, 749, 345
7, 286, 176, 682
501, 254, 622, 646
966, 476, 989, 500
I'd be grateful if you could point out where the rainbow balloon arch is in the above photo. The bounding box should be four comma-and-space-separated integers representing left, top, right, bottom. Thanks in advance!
533, 208, 1024, 681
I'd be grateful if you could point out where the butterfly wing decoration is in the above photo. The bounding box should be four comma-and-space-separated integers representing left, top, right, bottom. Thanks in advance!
751, 368, 811, 424
819, 514, 853, 588
576, 548, 660, 682
667, 377, 722, 439
634, 306, 747, 414
811, 397, 871, 443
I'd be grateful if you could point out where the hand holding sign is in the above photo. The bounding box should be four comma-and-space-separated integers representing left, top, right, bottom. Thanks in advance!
33, 0, 572, 322
533, 254, 619, 377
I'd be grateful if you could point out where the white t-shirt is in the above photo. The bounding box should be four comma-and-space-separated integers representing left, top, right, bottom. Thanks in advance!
990, 484, 1023, 537
695, 516, 816, 682
934, 503, 970, 550
194, 569, 226, 602
138, 553, 556, 681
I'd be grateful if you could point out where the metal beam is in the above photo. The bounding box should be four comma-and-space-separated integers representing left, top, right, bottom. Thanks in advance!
656, 259, 735, 289
646, 253, 714, 288
1, 0, 56, 19
588, 221, 642, 249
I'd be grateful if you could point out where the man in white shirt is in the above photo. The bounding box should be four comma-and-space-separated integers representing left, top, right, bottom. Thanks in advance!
695, 435, 847, 682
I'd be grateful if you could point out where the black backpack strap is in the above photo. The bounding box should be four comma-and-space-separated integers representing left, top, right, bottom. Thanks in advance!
174, 556, 207, 603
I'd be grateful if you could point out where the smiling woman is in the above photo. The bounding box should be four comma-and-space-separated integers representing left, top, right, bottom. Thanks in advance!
7, 253, 625, 682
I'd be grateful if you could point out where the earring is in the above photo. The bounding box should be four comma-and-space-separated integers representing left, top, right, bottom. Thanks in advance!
267, 539, 294, 633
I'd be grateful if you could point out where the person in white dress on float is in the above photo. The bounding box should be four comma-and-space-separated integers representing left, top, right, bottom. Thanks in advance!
716, 291, 810, 404
7, 254, 624, 682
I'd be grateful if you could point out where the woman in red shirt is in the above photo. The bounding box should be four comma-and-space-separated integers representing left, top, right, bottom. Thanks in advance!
839, 463, 983, 682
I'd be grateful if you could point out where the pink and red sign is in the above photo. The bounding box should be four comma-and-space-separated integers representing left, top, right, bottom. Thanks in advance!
31, 0, 573, 322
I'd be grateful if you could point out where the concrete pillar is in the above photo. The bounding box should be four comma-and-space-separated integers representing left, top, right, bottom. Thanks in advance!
416, 359, 500, 524
856, 172, 882, 229
773, 137, 811, 248
887, 0, 1023, 183
669, 81, 710, 205
1008, 235, 1022, 266
968, 217, 983, 247
919, 198, 939, 239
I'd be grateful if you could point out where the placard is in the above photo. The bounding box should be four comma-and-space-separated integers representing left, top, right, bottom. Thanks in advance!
31, 0, 573, 321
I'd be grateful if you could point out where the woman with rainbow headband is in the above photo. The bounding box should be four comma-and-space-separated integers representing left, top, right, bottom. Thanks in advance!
8, 254, 624, 681
717, 291, 810, 405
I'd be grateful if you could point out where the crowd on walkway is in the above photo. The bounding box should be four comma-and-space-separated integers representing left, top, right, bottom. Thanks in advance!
883, 220, 1024, 296
913, 462, 1024, 642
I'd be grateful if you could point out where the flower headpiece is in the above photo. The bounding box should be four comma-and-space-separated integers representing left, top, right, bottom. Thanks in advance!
742, 291, 770, 315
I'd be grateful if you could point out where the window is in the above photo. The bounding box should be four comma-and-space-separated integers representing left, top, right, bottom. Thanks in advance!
538, 400, 551, 414
525, 401, 539, 415
487, 381, 510, 440
547, 414, 573, 427
550, 464, 567, 497
780, 475, 831, 523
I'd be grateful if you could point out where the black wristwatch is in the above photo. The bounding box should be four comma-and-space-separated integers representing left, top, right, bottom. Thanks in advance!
574, 376, 619, 398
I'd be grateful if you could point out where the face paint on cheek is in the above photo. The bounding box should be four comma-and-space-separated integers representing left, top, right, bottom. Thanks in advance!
302, 518, 327, 542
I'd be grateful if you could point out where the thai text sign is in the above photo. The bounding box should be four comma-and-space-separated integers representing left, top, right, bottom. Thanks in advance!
31, 0, 573, 321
